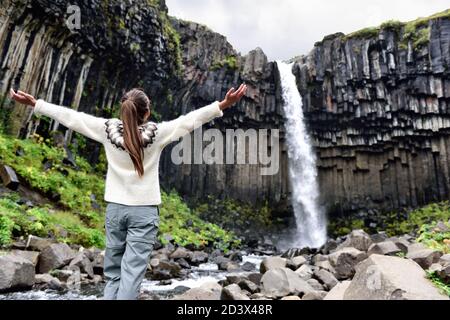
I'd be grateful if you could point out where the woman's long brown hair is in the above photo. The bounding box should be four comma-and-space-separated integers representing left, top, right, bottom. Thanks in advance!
120, 89, 151, 177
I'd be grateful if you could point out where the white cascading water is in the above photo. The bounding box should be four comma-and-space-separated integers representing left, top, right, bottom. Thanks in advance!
277, 61, 327, 249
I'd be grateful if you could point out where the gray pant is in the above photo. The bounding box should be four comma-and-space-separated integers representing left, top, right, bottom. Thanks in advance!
103, 202, 159, 300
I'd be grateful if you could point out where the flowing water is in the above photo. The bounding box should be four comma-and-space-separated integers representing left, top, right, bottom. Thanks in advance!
0, 255, 265, 300
277, 61, 327, 249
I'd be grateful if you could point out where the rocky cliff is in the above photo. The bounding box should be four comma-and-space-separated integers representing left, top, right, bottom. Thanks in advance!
159, 18, 289, 211
292, 12, 450, 218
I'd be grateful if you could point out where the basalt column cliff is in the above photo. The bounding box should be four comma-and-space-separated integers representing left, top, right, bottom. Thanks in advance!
292, 14, 450, 217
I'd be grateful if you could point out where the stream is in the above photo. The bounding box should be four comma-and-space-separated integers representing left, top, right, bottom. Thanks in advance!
0, 255, 265, 300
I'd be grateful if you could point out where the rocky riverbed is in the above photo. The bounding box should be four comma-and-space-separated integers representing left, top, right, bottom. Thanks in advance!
1, 228, 449, 300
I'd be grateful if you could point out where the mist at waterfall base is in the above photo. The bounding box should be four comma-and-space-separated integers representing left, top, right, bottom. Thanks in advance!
276, 61, 327, 250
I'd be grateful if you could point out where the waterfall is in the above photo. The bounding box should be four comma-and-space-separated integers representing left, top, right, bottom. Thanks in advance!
277, 61, 327, 249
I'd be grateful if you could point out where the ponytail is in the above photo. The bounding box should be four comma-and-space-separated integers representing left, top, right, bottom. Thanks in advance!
120, 99, 145, 177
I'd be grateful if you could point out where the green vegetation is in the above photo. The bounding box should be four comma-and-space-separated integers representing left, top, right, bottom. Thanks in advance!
343, 9, 450, 49
417, 220, 450, 254
0, 133, 240, 250
210, 55, 239, 71
426, 270, 450, 297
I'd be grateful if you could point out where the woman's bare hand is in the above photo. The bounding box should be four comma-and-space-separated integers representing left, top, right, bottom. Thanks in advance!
219, 84, 247, 110
10, 89, 36, 107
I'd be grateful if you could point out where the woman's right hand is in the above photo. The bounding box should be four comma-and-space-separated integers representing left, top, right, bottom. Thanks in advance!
10, 89, 37, 107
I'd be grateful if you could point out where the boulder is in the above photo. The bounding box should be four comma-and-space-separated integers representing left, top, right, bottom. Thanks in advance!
295, 264, 314, 280
260, 267, 314, 298
92, 252, 104, 275
11, 250, 40, 267
150, 259, 181, 280
302, 290, 327, 300
307, 278, 324, 291
281, 296, 301, 300
66, 269, 81, 290
69, 252, 94, 278
25, 235, 53, 251
221, 284, 250, 300
439, 254, 450, 265
329, 247, 368, 280
314, 260, 336, 274
241, 261, 256, 271
367, 241, 402, 256
190, 251, 209, 265
323, 281, 351, 300
238, 279, 259, 294
38, 243, 76, 273
406, 248, 442, 269
50, 269, 74, 282
290, 256, 307, 269
0, 164, 19, 190
34, 274, 64, 291
336, 229, 373, 252
169, 247, 192, 260
314, 268, 338, 290
260, 256, 287, 274
0, 255, 35, 292
247, 273, 263, 286
176, 258, 191, 269
344, 254, 449, 300
172, 282, 222, 300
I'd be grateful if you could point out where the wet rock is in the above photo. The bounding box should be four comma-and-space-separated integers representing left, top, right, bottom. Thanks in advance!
329, 248, 368, 280
344, 255, 448, 300
241, 261, 256, 271
50, 269, 74, 282
0, 255, 35, 292
260, 267, 314, 298
34, 274, 64, 291
69, 252, 94, 279
260, 256, 287, 274
190, 251, 209, 265
38, 243, 76, 274
66, 270, 81, 291
169, 247, 193, 260
150, 259, 181, 280
221, 284, 250, 300
247, 273, 263, 286
10, 250, 40, 267
176, 258, 191, 269
92, 252, 104, 275
238, 279, 259, 294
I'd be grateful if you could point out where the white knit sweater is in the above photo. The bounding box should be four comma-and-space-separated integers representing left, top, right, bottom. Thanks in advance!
33, 99, 224, 206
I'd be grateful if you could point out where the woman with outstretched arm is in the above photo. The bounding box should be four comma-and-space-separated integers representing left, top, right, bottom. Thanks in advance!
9, 84, 247, 300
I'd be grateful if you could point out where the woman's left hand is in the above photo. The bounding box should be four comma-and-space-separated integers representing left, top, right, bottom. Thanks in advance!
219, 84, 247, 110
10, 89, 36, 107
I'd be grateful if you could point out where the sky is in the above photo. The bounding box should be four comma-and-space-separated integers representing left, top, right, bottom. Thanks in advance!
166, 0, 449, 61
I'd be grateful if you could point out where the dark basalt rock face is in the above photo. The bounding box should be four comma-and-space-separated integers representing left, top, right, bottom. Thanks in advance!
160, 19, 291, 213
0, 0, 177, 147
292, 17, 450, 218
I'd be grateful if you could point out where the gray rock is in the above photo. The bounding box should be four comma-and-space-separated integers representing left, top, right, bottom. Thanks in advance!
250, 293, 272, 300
92, 252, 104, 275
34, 274, 64, 291
314, 268, 338, 290
290, 256, 307, 269
261, 267, 314, 298
50, 269, 74, 282
151, 260, 182, 280
329, 247, 367, 280
66, 270, 81, 290
344, 254, 449, 300
329, 247, 368, 280
176, 258, 191, 269
190, 251, 209, 265
314, 259, 336, 274
370, 232, 389, 243
238, 279, 259, 294
295, 264, 315, 280
367, 241, 402, 256
0, 255, 35, 292
247, 273, 263, 286
307, 278, 324, 291
69, 252, 94, 279
241, 261, 256, 271
170, 247, 193, 260
281, 295, 301, 300
434, 221, 449, 232
38, 243, 76, 273
172, 282, 222, 300
221, 284, 250, 300
25, 235, 53, 251
323, 281, 352, 300
406, 248, 442, 269
336, 229, 373, 252
439, 254, 450, 265
302, 290, 327, 300
260, 256, 287, 274
10, 250, 40, 267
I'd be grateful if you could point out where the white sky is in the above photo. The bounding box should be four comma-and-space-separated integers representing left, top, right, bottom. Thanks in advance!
166, 0, 449, 61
